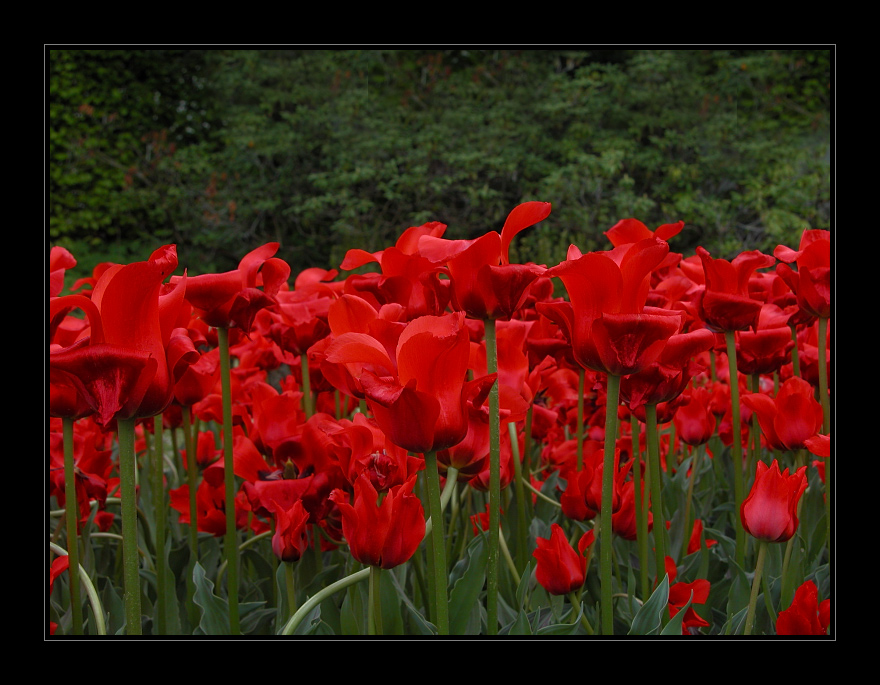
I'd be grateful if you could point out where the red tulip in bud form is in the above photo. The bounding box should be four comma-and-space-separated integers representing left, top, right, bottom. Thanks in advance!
533, 523, 593, 595
329, 473, 425, 570
740, 460, 807, 543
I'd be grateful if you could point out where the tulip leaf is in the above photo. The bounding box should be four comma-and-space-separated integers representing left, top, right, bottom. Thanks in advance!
725, 558, 751, 619
449, 534, 488, 635
628, 574, 669, 635
661, 590, 693, 635
191, 561, 230, 635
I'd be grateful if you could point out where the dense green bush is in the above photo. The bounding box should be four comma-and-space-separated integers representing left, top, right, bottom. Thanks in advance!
48, 48, 831, 285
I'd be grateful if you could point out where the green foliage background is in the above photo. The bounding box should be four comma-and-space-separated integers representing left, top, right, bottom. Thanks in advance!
48, 48, 832, 283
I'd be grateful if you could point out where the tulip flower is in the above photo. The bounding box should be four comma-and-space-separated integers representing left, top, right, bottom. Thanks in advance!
741, 459, 808, 635
329, 473, 425, 570
418, 201, 551, 633
741, 459, 808, 544
742, 376, 824, 453
774, 229, 831, 321
533, 523, 591, 596
775, 579, 830, 635
695, 245, 776, 566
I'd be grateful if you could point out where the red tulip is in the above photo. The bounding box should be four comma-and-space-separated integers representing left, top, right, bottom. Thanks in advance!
50, 246, 196, 427
540, 238, 683, 377
619, 327, 716, 411
672, 387, 717, 447
735, 303, 795, 375
740, 459, 807, 543
776, 579, 830, 635
329, 473, 425, 569
418, 201, 551, 321
742, 376, 824, 452
533, 523, 592, 595
174, 242, 290, 333
269, 498, 311, 563
774, 229, 831, 320
696, 246, 776, 332
604, 218, 684, 247
326, 311, 487, 454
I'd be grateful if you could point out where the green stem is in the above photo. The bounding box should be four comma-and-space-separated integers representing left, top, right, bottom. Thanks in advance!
577, 367, 585, 471
744, 540, 768, 635
423, 450, 449, 635
789, 324, 801, 378
484, 317, 501, 636
151, 417, 168, 634
568, 591, 595, 635
600, 373, 621, 636
646, 403, 667, 583
62, 417, 84, 635
369, 565, 383, 636
284, 561, 297, 623
681, 444, 701, 560
282, 567, 370, 635
182, 405, 200, 628
508, 421, 529, 574
217, 327, 241, 634
50, 542, 107, 636
301, 352, 314, 419
725, 330, 747, 568
117, 418, 142, 635
631, 414, 649, 600
817, 316, 830, 556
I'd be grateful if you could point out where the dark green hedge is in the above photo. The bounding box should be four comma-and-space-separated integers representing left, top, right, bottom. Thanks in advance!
49, 48, 831, 284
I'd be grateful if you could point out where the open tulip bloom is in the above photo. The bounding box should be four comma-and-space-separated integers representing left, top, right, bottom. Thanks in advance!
49, 216, 832, 638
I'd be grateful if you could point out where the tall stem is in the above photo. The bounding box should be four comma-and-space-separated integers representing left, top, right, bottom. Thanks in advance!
369, 565, 383, 636
423, 450, 449, 635
151, 417, 168, 634
508, 421, 529, 574
182, 405, 200, 629
484, 318, 501, 635
600, 373, 621, 635
646, 403, 667, 583
744, 541, 768, 635
301, 352, 314, 419
62, 417, 84, 635
631, 413, 649, 600
217, 327, 241, 634
725, 330, 747, 568
117, 417, 142, 635
817, 316, 830, 556
577, 367, 585, 471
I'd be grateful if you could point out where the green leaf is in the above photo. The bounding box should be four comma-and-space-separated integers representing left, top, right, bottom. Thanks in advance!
628, 575, 669, 635
448, 534, 488, 635
191, 561, 230, 635
661, 590, 693, 636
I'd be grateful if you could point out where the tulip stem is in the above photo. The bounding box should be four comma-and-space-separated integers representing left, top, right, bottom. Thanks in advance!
284, 561, 297, 623
62, 417, 84, 635
151, 417, 168, 634
301, 353, 314, 419
484, 317, 501, 636
600, 373, 621, 635
577, 367, 585, 471
182, 405, 200, 628
423, 450, 449, 635
508, 421, 529, 574
646, 403, 667, 587
743, 540, 768, 635
817, 316, 830, 556
217, 326, 241, 634
117, 417, 142, 635
631, 413, 649, 600
368, 565, 383, 635
725, 330, 747, 568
